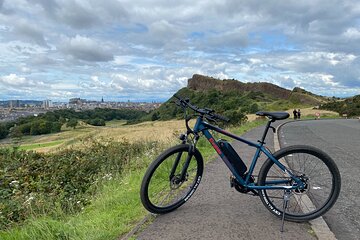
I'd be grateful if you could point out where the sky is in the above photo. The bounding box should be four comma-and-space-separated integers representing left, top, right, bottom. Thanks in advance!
0, 0, 360, 102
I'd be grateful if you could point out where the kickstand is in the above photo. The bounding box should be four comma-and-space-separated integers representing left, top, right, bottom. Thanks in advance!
280, 189, 291, 232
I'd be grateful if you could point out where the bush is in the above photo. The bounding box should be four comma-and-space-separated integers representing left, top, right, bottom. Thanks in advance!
86, 118, 105, 126
0, 124, 8, 139
66, 118, 78, 129
224, 110, 247, 126
0, 139, 161, 230
320, 95, 360, 117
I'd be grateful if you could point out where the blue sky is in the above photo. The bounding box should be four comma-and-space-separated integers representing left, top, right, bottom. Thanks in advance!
0, 0, 360, 102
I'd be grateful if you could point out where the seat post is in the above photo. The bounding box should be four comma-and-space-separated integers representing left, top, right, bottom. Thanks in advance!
259, 119, 274, 145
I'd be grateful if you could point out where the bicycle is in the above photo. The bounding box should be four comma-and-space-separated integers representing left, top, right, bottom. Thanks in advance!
140, 95, 341, 230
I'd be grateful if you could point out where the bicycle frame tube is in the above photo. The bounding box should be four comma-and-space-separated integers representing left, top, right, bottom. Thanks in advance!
193, 117, 304, 190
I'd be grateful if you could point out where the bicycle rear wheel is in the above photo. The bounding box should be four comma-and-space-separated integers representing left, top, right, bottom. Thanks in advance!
140, 144, 203, 214
258, 145, 341, 222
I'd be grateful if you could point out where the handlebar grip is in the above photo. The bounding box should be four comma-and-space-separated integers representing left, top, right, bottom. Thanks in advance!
212, 113, 230, 123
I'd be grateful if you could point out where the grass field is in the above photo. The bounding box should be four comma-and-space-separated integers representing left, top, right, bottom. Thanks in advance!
0, 107, 339, 153
0, 119, 192, 152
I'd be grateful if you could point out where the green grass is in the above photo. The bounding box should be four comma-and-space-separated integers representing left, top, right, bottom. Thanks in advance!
105, 120, 127, 127
0, 120, 266, 240
18, 141, 64, 151
0, 170, 148, 240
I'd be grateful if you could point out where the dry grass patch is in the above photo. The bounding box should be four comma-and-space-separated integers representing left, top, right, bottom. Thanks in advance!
94, 119, 195, 143
246, 108, 338, 121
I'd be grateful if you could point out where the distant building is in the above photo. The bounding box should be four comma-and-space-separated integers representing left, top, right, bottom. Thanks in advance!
69, 98, 86, 105
43, 99, 53, 109
9, 100, 20, 108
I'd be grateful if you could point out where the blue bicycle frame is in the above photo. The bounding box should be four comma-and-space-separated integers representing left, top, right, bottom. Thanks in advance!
193, 117, 304, 190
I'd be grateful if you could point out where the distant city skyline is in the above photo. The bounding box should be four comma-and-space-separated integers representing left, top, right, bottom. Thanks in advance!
1, 0, 360, 101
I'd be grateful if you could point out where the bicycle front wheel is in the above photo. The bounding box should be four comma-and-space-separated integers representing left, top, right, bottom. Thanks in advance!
258, 145, 341, 222
140, 144, 203, 214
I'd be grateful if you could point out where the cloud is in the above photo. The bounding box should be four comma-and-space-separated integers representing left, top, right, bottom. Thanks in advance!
0, 73, 27, 86
0, 0, 360, 100
0, 73, 46, 98
32, 0, 128, 29
13, 20, 48, 46
60, 35, 114, 62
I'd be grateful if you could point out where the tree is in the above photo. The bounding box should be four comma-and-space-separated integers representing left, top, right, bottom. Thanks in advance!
51, 122, 62, 132
151, 112, 160, 121
87, 118, 105, 126
9, 126, 23, 139
0, 124, 9, 139
66, 119, 78, 129
224, 110, 247, 126
249, 103, 259, 114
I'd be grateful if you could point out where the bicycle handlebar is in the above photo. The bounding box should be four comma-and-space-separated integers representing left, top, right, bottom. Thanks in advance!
173, 94, 230, 123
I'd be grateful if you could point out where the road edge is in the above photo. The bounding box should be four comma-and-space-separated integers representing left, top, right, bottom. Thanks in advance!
275, 120, 337, 240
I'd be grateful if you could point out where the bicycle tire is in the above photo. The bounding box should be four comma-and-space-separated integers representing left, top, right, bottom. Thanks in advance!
140, 144, 203, 214
258, 145, 341, 222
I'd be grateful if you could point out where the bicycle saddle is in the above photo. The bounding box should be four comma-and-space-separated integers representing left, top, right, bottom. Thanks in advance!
255, 111, 289, 120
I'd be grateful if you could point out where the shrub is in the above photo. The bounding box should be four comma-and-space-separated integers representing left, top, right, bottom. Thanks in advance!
86, 118, 105, 126
0, 138, 161, 230
66, 119, 78, 129
0, 124, 8, 139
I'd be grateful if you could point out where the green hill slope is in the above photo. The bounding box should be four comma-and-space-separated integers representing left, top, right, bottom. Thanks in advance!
150, 74, 330, 124
320, 95, 360, 117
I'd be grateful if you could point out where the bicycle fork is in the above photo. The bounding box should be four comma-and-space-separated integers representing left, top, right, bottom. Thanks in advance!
169, 136, 196, 183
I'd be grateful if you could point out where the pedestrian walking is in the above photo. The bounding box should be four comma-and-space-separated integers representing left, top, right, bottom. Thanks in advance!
297, 109, 301, 119
293, 109, 297, 119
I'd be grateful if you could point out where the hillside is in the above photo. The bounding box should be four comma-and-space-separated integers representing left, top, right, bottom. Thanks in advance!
320, 95, 360, 117
188, 74, 292, 100
151, 74, 329, 123
188, 74, 328, 105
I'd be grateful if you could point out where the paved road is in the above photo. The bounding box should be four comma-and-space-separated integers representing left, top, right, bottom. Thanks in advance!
279, 119, 360, 240
137, 123, 315, 240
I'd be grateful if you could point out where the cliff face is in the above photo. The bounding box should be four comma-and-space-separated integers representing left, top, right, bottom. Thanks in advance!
188, 74, 292, 100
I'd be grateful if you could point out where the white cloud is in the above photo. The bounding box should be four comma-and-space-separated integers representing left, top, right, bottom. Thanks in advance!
343, 27, 360, 39
0, 0, 360, 100
20, 66, 31, 73
0, 73, 27, 86
0, 73, 47, 100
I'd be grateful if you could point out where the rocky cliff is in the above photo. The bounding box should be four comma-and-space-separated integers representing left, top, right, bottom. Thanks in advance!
188, 74, 292, 99
187, 74, 326, 105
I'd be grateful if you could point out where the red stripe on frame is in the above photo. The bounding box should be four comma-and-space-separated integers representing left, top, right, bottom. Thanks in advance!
209, 138, 222, 155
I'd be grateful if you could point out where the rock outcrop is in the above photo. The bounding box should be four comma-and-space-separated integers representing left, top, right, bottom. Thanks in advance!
188, 74, 292, 100
187, 74, 325, 105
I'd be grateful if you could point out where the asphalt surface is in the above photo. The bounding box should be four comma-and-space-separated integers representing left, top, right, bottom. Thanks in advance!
137, 123, 316, 240
278, 119, 360, 240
